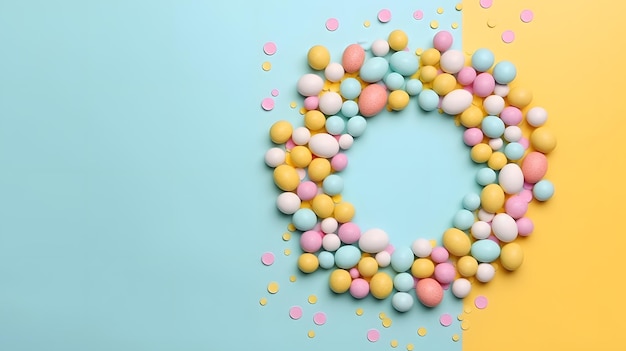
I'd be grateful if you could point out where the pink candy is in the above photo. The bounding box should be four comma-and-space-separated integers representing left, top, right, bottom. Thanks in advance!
300, 230, 323, 252
505, 195, 529, 219
516, 217, 534, 236
331, 153, 348, 171
457, 66, 477, 86
433, 30, 453, 52
463, 128, 484, 146
431, 246, 450, 263
350, 278, 370, 299
338, 222, 361, 244
434, 262, 456, 284
304, 96, 319, 110
500, 106, 523, 125
297, 181, 318, 201
473, 73, 496, 97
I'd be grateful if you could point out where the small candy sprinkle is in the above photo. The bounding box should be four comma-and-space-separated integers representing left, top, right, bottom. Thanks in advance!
407, 344, 414, 351
437, 7, 444, 14
261, 252, 275, 266
364, 20, 370, 27
413, 10, 424, 20
267, 282, 279, 294
326, 18, 339, 31
289, 101, 297, 108
308, 295, 318, 304
289, 275, 296, 282
356, 308, 363, 316
452, 22, 459, 29
367, 329, 380, 342
282, 232, 291, 241
430, 20, 439, 29
487, 18, 497, 28
520, 10, 534, 23
259, 297, 267, 306
261, 98, 274, 111
474, 295, 488, 309
382, 318, 392, 328
502, 30, 515, 43
455, 3, 463, 11
391, 340, 398, 348
461, 320, 470, 330
287, 223, 296, 232
379, 312, 387, 319
284, 248, 291, 256
262, 62, 271, 71
263, 42, 277, 55
313, 312, 327, 325
289, 306, 303, 320
439, 313, 453, 326
378, 9, 392, 23
452, 334, 460, 342
480, 0, 493, 9
271, 89, 279, 97
417, 327, 427, 336
308, 330, 315, 338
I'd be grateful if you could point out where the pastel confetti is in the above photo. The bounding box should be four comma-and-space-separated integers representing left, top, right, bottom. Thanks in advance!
474, 295, 489, 309
430, 20, 439, 29
261, 252, 275, 265
267, 282, 279, 294
289, 306, 303, 320
439, 313, 453, 326
417, 327, 427, 336
520, 9, 534, 23
407, 343, 414, 351
480, 0, 493, 9
487, 18, 498, 28
502, 30, 515, 43
452, 334, 460, 342
377, 9, 391, 23
259, 297, 267, 306
263, 42, 277, 55
326, 18, 339, 31
307, 330, 315, 338
356, 308, 364, 316
313, 312, 327, 325
271, 89, 279, 97
367, 329, 380, 342
413, 10, 423, 20
308, 294, 318, 304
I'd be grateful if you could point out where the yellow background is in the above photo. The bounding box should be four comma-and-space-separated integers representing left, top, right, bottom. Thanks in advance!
462, 1, 626, 350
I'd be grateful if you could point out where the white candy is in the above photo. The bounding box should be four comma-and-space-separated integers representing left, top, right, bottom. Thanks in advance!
498, 163, 524, 194
292, 127, 311, 146
476, 263, 496, 283
338, 134, 354, 150
526, 106, 548, 127
318, 91, 343, 115
371, 39, 390, 57
504, 125, 522, 142
491, 213, 518, 242
440, 50, 465, 74
411, 238, 433, 257
441, 89, 474, 115
478, 208, 495, 222
451, 278, 472, 298
324, 62, 345, 82
358, 228, 389, 253
322, 233, 341, 251
489, 137, 503, 151
471, 221, 492, 239
321, 217, 338, 234
483, 95, 505, 115
297, 73, 324, 96
264, 147, 285, 167
494, 83, 510, 97
375, 251, 391, 267
308, 133, 339, 158
276, 192, 301, 214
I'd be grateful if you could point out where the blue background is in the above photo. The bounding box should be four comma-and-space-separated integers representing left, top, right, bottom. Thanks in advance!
0, 1, 474, 350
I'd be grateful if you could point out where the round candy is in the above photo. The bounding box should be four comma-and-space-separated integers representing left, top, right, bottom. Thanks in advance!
470, 239, 501, 263
388, 90, 410, 111
457, 255, 478, 277
504, 126, 522, 142
341, 100, 359, 117
471, 143, 493, 163
491, 213, 518, 242
308, 158, 331, 182
371, 39, 390, 57
417, 89, 440, 111
405, 79, 423, 95
533, 179, 555, 201
526, 106, 548, 127
329, 269, 352, 293
419, 65, 438, 82
411, 238, 433, 257
357, 256, 379, 277
350, 278, 370, 299
476, 263, 495, 283
441, 89, 473, 115
324, 62, 345, 82
375, 251, 391, 267
322, 233, 341, 251
471, 221, 491, 240
388, 29, 408, 51
300, 230, 323, 253
504, 142, 525, 161
517, 217, 534, 236
500, 107, 523, 126
476, 167, 497, 186
463, 192, 481, 211
457, 66, 477, 85
481, 115, 505, 138
473, 73, 495, 97
416, 278, 444, 307
292, 208, 317, 231
460, 105, 484, 128
521, 151, 548, 183
440, 49, 465, 74
319, 91, 343, 116
464, 128, 484, 146
433, 73, 457, 96
312, 194, 334, 219
359, 228, 389, 253
290, 145, 312, 168
308, 45, 330, 70
489, 137, 503, 151
483, 95, 505, 115
265, 147, 285, 167
369, 272, 393, 299
333, 201, 355, 223
292, 127, 311, 145
411, 258, 435, 278
342, 43, 366, 73
298, 253, 319, 273
297, 74, 324, 97
304, 110, 325, 131
394, 272, 416, 291
334, 245, 362, 269
430, 246, 449, 263
360, 57, 389, 83
471, 48, 495, 72
325, 115, 345, 135
392, 292, 415, 312
481, 184, 505, 213
340, 77, 362, 99
331, 153, 349, 171
505, 195, 528, 219
390, 246, 415, 272
530, 127, 557, 153
318, 251, 335, 269
296, 181, 317, 201
273, 164, 300, 191
270, 120, 293, 144
442, 228, 471, 256
358, 84, 388, 117
389, 51, 418, 76
276, 191, 301, 214
507, 87, 533, 108
453, 209, 476, 230
420, 48, 441, 66
500, 242, 524, 271
338, 222, 361, 244
451, 278, 472, 298
492, 60, 517, 84
347, 115, 367, 137
322, 174, 344, 195
498, 163, 524, 194
433, 262, 456, 284
384, 72, 406, 91
433, 30, 453, 51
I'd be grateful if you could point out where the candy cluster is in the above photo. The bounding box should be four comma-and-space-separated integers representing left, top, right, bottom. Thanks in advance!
264, 29, 555, 312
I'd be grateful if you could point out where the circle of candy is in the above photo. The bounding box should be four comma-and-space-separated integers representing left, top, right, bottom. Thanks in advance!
265, 29, 556, 312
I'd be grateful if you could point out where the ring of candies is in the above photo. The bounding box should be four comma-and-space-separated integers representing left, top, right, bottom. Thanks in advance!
265, 29, 556, 312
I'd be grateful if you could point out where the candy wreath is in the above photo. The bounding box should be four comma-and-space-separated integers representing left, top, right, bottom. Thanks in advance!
264, 29, 556, 312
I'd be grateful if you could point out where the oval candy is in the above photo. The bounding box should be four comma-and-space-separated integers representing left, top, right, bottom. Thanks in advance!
491, 213, 518, 242
308, 133, 340, 158
498, 163, 524, 194
358, 228, 390, 253
441, 89, 473, 115
358, 84, 388, 117
521, 151, 548, 183
342, 43, 366, 73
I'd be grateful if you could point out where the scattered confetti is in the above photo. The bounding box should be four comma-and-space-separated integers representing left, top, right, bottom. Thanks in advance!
487, 18, 498, 28
282, 232, 291, 241
271, 89, 279, 97
455, 3, 463, 11
287, 223, 296, 232
377, 9, 392, 23
502, 30, 515, 43
263, 42, 277, 55
313, 312, 327, 325
457, 314, 464, 321
437, 7, 444, 14
461, 320, 470, 330
259, 297, 267, 306
440, 313, 453, 326
391, 339, 398, 348
267, 282, 279, 294
261, 252, 275, 265
289, 101, 297, 109
407, 343, 414, 351
367, 329, 380, 342
284, 248, 291, 256
326, 18, 339, 31
308, 295, 318, 304
452, 22, 459, 29
378, 312, 387, 320
308, 330, 315, 338
363, 20, 370, 27
262, 61, 271, 71
417, 327, 427, 336
452, 334, 460, 342
289, 275, 297, 282
356, 308, 364, 316
289, 306, 303, 320
430, 20, 439, 29
382, 318, 392, 328
480, 0, 493, 9
520, 9, 534, 23
413, 10, 423, 20
475, 295, 489, 309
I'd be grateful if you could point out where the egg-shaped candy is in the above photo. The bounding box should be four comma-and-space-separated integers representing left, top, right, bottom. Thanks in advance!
334, 245, 362, 269
358, 228, 389, 253
451, 278, 472, 298
416, 278, 444, 307
442, 228, 471, 256
390, 246, 414, 272
521, 151, 548, 183
470, 239, 501, 263
441, 89, 473, 115
329, 269, 352, 293
308, 133, 340, 158
297, 73, 324, 96
369, 272, 393, 299
360, 57, 389, 83
500, 242, 524, 271
276, 191, 301, 214
358, 84, 388, 117
342, 43, 366, 73
498, 163, 524, 194
389, 50, 418, 76
491, 213, 518, 242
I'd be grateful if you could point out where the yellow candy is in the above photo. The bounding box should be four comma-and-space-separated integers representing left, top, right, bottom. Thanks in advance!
420, 48, 441, 66
388, 90, 410, 111
273, 164, 300, 191
530, 127, 557, 153
481, 183, 505, 213
290, 145, 312, 168
369, 272, 393, 299
308, 158, 331, 182
312, 194, 335, 218
507, 87, 533, 108
333, 201, 355, 223
442, 228, 471, 256
419, 65, 438, 83
329, 269, 352, 293
500, 242, 524, 271
357, 257, 379, 277
470, 143, 492, 163
298, 253, 319, 273
304, 110, 326, 131
487, 151, 508, 170
388, 29, 409, 51
457, 255, 478, 277
432, 73, 457, 96
307, 45, 331, 70
411, 258, 435, 278
270, 120, 293, 144
460, 105, 484, 128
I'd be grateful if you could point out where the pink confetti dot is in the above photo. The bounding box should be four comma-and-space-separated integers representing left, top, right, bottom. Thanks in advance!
271, 89, 279, 97
313, 312, 327, 325
520, 9, 534, 23
413, 10, 423, 20
263, 42, 277, 55
326, 18, 339, 31
378, 9, 392, 23
261, 97, 275, 111
480, 0, 493, 9
440, 313, 453, 327
502, 30, 515, 43
289, 306, 303, 320
474, 295, 489, 309
367, 329, 380, 342
261, 252, 275, 266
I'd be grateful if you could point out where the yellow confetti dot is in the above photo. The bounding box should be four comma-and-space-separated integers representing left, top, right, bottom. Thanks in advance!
464, 306, 472, 314
451, 22, 459, 29
461, 320, 470, 330
382, 318, 392, 328
457, 314, 464, 321
487, 18, 498, 28
407, 343, 414, 351
282, 232, 291, 241
284, 249, 291, 256
267, 282, 279, 294
290, 101, 297, 108
299, 107, 307, 115
287, 223, 296, 232
452, 334, 460, 342
289, 275, 297, 282
455, 2, 463, 11
308, 330, 315, 338
308, 295, 318, 304
259, 297, 267, 306
414, 48, 424, 56
356, 308, 363, 316
437, 7, 444, 14
417, 327, 427, 336
331, 194, 342, 203
430, 20, 439, 29
364, 20, 370, 27
262, 61, 271, 71
390, 340, 398, 348
379, 312, 386, 320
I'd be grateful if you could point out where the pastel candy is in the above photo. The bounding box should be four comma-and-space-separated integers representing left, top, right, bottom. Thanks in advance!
308, 133, 340, 158
441, 89, 473, 115
358, 228, 389, 253
491, 213, 518, 242
358, 84, 388, 117
498, 163, 524, 194
521, 151, 548, 183
342, 43, 366, 73
416, 278, 444, 307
